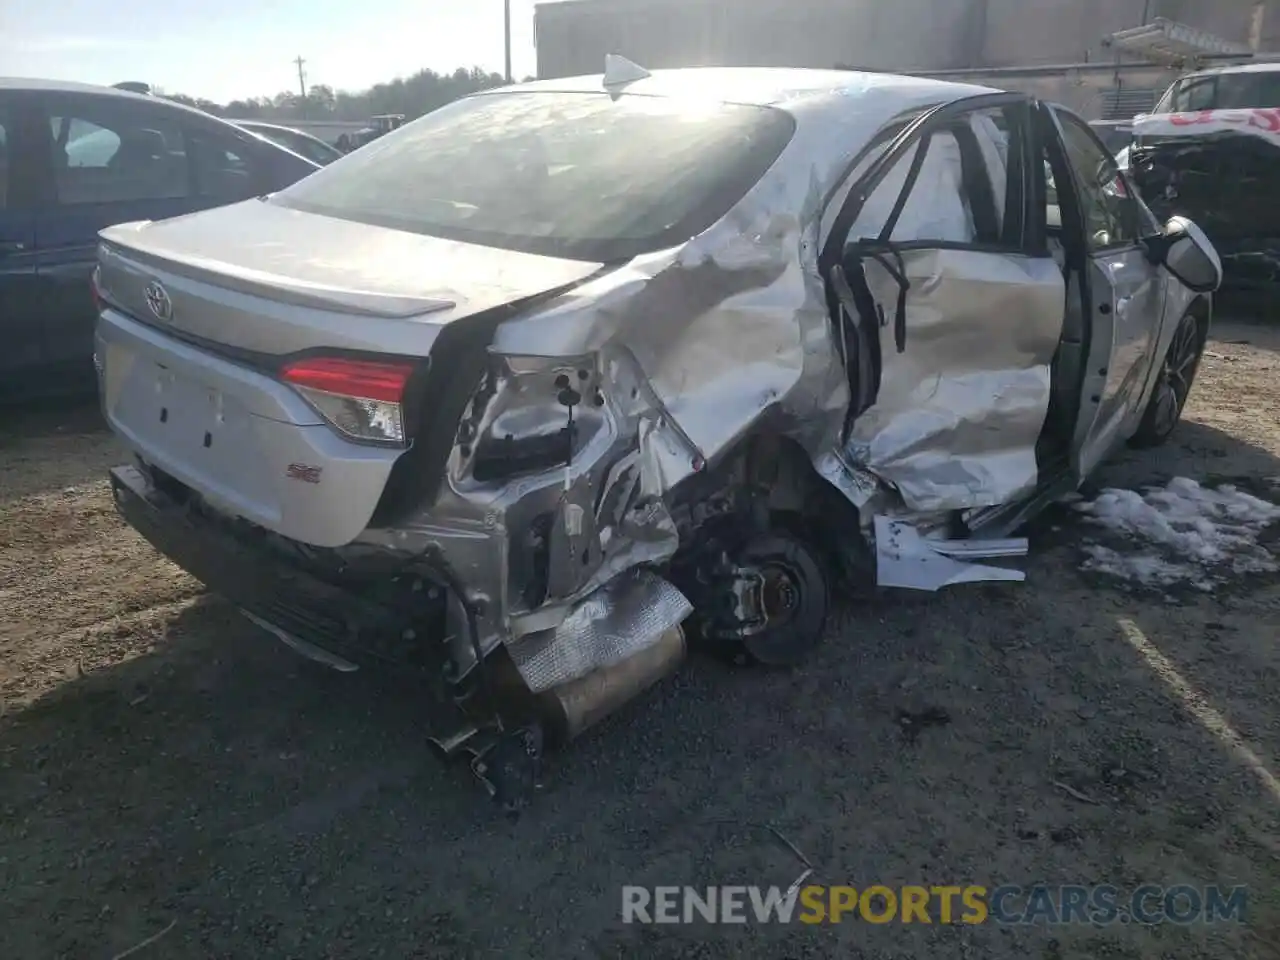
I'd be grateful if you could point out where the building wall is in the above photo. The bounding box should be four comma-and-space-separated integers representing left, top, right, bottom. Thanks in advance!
981, 0, 1280, 66
534, 0, 1280, 79
535, 0, 985, 79
914, 63, 1185, 117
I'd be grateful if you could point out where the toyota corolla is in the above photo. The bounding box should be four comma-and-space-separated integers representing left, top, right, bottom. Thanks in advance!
92, 61, 1222, 811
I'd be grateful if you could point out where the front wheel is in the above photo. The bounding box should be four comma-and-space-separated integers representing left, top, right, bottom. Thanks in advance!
1129, 307, 1205, 449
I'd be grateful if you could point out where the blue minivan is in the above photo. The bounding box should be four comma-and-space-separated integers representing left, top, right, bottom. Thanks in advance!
0, 78, 320, 399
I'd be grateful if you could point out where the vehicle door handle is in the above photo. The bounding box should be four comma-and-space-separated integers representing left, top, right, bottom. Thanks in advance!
0, 241, 27, 255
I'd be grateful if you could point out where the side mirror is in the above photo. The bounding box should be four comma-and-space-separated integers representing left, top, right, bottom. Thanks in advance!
1151, 216, 1223, 293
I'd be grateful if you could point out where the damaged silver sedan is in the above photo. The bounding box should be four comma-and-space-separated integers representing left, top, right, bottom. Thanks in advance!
93, 61, 1223, 811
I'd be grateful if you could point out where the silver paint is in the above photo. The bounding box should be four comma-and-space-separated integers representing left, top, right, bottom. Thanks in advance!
845, 249, 1065, 512
95, 67, 1218, 688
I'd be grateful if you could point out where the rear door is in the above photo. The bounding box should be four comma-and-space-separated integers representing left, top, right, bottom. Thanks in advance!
184, 123, 295, 201
30, 94, 299, 378
0, 94, 42, 386
32, 91, 198, 376
820, 93, 1067, 513
1044, 104, 1163, 479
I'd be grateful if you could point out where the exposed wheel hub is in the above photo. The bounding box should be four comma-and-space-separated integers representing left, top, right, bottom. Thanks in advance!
686, 530, 830, 667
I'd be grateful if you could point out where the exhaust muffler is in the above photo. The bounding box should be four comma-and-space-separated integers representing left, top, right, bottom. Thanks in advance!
540, 624, 686, 742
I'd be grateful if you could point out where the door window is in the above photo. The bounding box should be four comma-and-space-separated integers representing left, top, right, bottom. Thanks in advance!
1052, 109, 1141, 251
1168, 76, 1218, 112
188, 131, 259, 202
846, 105, 1022, 249
1160, 71, 1280, 112
48, 104, 188, 205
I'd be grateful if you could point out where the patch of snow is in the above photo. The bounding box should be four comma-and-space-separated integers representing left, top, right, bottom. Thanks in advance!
1074, 477, 1280, 590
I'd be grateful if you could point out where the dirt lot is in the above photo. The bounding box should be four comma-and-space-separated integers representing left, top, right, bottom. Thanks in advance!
3, 320, 1280, 960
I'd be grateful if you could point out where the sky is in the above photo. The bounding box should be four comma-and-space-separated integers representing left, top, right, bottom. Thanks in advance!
0, 0, 547, 103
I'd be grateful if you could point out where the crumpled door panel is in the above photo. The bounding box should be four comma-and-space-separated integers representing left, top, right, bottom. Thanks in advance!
844, 247, 1065, 512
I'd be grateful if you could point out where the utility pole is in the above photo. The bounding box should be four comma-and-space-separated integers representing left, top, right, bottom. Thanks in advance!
1250, 1, 1266, 52
294, 55, 308, 119
504, 0, 513, 83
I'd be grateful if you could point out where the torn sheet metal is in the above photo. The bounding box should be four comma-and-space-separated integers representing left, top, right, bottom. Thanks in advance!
926, 536, 1029, 560
846, 248, 1064, 513
814, 449, 881, 510
874, 516, 1026, 591
489, 74, 998, 492
506, 569, 692, 693
360, 76, 1052, 669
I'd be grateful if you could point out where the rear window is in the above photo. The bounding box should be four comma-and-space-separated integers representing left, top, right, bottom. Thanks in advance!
269, 90, 796, 262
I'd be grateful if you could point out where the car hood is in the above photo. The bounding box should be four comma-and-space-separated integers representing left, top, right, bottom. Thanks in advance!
98, 199, 606, 322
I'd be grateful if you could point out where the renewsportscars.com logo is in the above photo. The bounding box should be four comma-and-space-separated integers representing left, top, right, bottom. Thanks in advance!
621, 884, 1248, 926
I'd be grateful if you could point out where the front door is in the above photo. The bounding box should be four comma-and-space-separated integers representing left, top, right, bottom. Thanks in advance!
1046, 105, 1163, 479
0, 94, 43, 391
0, 209, 39, 386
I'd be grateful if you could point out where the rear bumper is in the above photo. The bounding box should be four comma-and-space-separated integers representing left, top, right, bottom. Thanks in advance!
110, 463, 468, 682
109, 461, 690, 763
110, 462, 568, 777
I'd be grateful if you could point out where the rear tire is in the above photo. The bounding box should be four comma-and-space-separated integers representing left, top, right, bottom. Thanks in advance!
1129, 306, 1206, 449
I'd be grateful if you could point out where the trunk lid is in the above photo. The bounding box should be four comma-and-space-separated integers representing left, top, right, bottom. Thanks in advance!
96, 199, 604, 358
96, 201, 604, 547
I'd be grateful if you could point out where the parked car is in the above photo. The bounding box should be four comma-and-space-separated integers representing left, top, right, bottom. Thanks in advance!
1128, 62, 1280, 292
235, 120, 344, 167
0, 78, 321, 399
1152, 61, 1280, 114
346, 114, 406, 150
93, 64, 1221, 811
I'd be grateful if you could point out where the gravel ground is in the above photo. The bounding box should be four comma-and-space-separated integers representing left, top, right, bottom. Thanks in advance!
2, 320, 1280, 960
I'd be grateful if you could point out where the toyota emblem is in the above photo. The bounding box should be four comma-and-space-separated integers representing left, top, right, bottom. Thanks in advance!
144, 280, 173, 322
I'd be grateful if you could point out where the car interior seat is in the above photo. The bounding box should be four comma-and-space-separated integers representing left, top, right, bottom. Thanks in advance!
109, 128, 167, 171
105, 128, 185, 201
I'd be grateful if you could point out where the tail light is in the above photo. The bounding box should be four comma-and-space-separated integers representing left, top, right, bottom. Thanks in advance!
280, 356, 416, 445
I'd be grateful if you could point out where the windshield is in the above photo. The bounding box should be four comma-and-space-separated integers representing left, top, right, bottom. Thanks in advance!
269, 90, 796, 262
1156, 70, 1280, 112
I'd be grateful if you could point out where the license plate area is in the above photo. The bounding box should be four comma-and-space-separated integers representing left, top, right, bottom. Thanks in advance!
140, 360, 251, 456
106, 346, 276, 510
